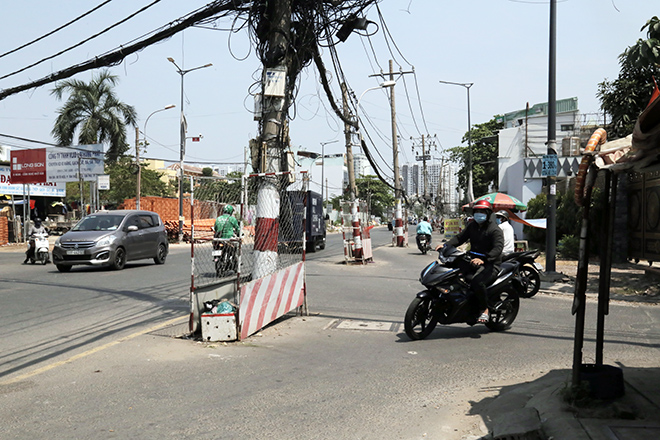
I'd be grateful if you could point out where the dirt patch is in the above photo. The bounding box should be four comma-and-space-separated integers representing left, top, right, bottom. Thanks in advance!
538, 255, 660, 300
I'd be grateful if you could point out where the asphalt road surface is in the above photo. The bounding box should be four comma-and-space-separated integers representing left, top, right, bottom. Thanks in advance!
1, 227, 659, 439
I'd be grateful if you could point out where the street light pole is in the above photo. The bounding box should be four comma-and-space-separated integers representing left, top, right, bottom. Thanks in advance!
320, 140, 338, 210
140, 104, 176, 210
167, 57, 212, 243
438, 80, 475, 202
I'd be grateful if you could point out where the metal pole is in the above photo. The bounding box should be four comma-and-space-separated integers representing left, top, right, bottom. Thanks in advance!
168, 58, 212, 243
546, 0, 558, 272
389, 60, 404, 247
135, 126, 141, 210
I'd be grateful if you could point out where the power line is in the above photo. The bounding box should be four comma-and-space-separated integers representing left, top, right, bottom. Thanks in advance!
0, 0, 114, 60
0, 0, 163, 81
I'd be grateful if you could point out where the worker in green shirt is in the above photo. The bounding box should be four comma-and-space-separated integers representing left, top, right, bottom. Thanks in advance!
214, 205, 240, 238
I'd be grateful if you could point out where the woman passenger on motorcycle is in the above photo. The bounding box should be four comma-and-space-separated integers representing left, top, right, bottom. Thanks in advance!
435, 200, 503, 323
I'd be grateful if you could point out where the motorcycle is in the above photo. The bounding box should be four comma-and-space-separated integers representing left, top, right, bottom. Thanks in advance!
27, 232, 50, 265
212, 237, 239, 277
416, 233, 431, 255
404, 245, 523, 340
502, 250, 543, 298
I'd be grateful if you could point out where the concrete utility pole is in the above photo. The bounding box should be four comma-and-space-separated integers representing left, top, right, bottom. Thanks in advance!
388, 60, 403, 247
342, 82, 357, 201
369, 61, 413, 247
253, 0, 291, 279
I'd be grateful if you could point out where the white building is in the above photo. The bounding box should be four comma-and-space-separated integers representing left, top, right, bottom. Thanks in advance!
497, 97, 583, 238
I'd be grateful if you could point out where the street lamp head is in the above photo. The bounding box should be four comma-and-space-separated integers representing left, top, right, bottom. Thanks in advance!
164, 104, 176, 109
380, 80, 396, 88
167, 57, 175, 63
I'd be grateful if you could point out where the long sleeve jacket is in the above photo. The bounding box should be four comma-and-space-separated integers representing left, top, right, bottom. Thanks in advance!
446, 217, 504, 265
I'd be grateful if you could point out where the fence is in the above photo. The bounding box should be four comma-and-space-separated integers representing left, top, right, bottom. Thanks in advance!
188, 172, 308, 340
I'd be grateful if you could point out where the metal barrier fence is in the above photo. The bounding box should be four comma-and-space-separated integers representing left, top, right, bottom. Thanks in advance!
188, 173, 308, 338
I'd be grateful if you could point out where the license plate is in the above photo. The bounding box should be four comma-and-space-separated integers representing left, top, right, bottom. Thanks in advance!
533, 262, 544, 271
67, 249, 85, 255
211, 250, 223, 257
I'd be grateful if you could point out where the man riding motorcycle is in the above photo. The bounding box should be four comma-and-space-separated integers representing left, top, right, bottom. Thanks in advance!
415, 216, 433, 252
24, 218, 47, 264
435, 199, 503, 323
213, 205, 240, 274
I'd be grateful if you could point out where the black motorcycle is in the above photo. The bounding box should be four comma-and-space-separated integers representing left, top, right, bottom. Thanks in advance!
212, 237, 239, 277
503, 250, 542, 298
404, 246, 523, 340
416, 233, 431, 255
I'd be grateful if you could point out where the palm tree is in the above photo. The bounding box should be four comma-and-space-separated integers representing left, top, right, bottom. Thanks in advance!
51, 69, 138, 162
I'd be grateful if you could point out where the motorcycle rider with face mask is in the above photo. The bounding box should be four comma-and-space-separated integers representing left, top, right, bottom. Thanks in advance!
435, 199, 503, 323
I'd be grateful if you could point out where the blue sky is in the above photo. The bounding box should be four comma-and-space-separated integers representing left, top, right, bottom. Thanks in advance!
0, 0, 657, 188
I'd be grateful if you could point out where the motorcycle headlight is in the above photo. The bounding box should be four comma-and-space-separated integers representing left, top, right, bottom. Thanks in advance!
96, 235, 117, 247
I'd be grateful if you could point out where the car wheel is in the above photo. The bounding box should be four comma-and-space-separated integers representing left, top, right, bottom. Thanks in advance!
153, 243, 167, 265
112, 247, 126, 270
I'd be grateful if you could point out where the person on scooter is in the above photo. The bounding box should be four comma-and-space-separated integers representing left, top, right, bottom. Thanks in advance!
24, 218, 47, 264
415, 216, 433, 251
435, 200, 503, 323
213, 205, 240, 272
495, 210, 515, 256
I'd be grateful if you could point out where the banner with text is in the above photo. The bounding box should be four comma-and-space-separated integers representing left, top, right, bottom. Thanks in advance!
10, 144, 104, 184
0, 165, 66, 197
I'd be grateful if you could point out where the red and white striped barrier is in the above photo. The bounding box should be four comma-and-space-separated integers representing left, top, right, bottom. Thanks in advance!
239, 261, 305, 340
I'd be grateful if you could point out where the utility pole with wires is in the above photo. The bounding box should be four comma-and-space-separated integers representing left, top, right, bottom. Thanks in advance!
369, 60, 414, 247
410, 133, 437, 214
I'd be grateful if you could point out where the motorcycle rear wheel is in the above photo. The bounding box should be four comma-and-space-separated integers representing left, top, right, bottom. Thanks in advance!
519, 265, 540, 298
404, 297, 438, 340
485, 288, 520, 331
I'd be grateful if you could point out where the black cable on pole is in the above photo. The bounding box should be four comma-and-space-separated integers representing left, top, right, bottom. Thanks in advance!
0, 0, 113, 60
0, 0, 163, 81
0, 0, 249, 101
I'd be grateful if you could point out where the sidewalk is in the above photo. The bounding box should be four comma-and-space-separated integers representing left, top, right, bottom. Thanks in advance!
474, 266, 660, 440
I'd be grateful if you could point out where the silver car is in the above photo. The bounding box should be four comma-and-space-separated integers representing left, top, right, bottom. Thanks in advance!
52, 210, 169, 272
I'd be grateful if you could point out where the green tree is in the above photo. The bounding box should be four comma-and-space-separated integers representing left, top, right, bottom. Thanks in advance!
354, 175, 394, 218
597, 16, 660, 138
51, 69, 137, 162
447, 116, 503, 201
100, 157, 172, 206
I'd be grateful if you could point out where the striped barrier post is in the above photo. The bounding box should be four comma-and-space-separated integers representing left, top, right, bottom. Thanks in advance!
395, 198, 404, 247
352, 201, 363, 260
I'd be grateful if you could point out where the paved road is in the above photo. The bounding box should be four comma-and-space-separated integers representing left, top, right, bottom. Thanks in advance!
1, 227, 658, 439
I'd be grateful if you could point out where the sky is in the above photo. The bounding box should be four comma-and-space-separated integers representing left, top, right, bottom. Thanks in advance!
0, 0, 658, 197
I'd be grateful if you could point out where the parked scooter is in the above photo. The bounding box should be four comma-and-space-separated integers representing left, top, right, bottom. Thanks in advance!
404, 245, 523, 340
26, 232, 50, 265
502, 250, 543, 298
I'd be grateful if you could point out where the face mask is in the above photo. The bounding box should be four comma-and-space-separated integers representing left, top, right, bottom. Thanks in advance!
496, 218, 502, 225
474, 213, 487, 224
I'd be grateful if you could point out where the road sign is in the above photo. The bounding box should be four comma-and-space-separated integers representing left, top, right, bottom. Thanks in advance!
542, 154, 558, 177
416, 155, 431, 161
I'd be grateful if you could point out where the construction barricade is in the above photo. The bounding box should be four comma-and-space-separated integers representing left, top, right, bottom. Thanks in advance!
188, 173, 308, 341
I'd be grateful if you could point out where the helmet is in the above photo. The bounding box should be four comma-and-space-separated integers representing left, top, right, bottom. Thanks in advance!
495, 210, 509, 220
223, 205, 234, 215
34, 218, 42, 226
472, 199, 492, 212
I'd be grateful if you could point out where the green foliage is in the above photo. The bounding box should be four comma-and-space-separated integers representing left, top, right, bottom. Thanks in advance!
355, 175, 394, 218
524, 184, 606, 256
558, 234, 580, 259
447, 116, 503, 201
51, 69, 137, 162
202, 167, 214, 177
103, 157, 172, 206
597, 16, 660, 138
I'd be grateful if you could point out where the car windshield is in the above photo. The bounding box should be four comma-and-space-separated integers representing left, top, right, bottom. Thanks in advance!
71, 214, 125, 231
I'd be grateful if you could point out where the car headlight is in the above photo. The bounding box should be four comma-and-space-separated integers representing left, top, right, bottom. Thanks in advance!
96, 235, 117, 247
55, 237, 61, 246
